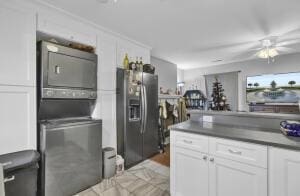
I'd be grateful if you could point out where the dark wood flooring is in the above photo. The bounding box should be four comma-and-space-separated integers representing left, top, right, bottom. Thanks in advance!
151, 145, 170, 167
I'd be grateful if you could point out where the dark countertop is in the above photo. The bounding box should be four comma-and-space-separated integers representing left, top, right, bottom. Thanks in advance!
171, 120, 300, 150
187, 110, 300, 120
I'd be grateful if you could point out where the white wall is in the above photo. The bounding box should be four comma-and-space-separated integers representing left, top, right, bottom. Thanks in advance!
177, 68, 184, 83
151, 56, 177, 93
184, 53, 300, 111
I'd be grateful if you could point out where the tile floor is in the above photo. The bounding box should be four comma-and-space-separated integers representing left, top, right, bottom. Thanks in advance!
75, 159, 170, 196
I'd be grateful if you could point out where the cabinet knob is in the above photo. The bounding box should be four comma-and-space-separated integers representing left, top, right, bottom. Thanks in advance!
203, 155, 208, 161
210, 157, 214, 162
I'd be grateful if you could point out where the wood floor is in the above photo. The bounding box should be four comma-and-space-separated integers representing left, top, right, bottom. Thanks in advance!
150, 145, 170, 167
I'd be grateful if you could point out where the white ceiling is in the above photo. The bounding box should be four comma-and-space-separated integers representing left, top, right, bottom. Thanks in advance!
40, 0, 300, 69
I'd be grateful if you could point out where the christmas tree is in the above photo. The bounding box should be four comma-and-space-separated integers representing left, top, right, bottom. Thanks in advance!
210, 77, 230, 111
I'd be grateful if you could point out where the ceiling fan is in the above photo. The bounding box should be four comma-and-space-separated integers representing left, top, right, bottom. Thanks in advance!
252, 37, 294, 64
226, 32, 300, 64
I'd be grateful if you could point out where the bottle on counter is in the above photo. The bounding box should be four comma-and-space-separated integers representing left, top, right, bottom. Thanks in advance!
139, 57, 143, 72
123, 53, 129, 70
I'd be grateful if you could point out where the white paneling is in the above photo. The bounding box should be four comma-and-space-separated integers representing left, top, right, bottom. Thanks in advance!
93, 90, 116, 149
97, 32, 117, 91
117, 38, 151, 68
117, 39, 136, 68
0, 2, 36, 86
0, 86, 36, 155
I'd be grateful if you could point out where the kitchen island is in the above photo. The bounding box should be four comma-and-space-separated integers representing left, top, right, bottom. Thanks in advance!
170, 111, 300, 196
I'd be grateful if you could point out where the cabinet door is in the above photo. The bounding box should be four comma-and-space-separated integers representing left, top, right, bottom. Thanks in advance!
171, 146, 209, 196
93, 90, 116, 149
269, 147, 300, 196
97, 32, 117, 91
0, 86, 36, 155
209, 157, 267, 196
0, 3, 36, 86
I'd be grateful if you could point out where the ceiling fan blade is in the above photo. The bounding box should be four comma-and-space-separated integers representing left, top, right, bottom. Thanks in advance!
278, 28, 300, 40
276, 39, 300, 47
249, 47, 263, 51
229, 51, 257, 61
195, 40, 260, 53
276, 46, 294, 52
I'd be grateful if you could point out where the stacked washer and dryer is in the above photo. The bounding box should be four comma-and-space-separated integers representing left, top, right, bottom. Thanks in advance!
37, 41, 102, 196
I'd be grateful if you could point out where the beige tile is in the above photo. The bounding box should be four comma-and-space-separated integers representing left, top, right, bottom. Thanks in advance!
155, 165, 170, 177
142, 160, 162, 171
148, 172, 169, 188
130, 168, 156, 181
126, 178, 155, 194
157, 181, 170, 192
76, 188, 99, 196
128, 164, 144, 172
92, 178, 116, 194
115, 171, 138, 188
142, 187, 165, 196
102, 184, 130, 196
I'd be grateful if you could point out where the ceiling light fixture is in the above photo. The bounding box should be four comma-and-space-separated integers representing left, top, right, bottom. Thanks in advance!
257, 39, 279, 64
258, 48, 279, 59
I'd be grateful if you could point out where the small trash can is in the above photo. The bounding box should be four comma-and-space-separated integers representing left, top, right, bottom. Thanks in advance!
0, 150, 40, 196
102, 147, 116, 179
116, 155, 125, 174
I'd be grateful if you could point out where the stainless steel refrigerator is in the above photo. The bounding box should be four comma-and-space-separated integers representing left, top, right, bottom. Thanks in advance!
117, 68, 158, 168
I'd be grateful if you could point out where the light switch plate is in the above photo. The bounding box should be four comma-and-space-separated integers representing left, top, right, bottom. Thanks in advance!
203, 115, 213, 122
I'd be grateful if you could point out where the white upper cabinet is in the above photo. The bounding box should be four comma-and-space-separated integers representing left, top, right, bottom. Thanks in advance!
269, 147, 300, 196
117, 38, 151, 68
37, 10, 97, 47
97, 32, 117, 91
0, 2, 36, 86
0, 86, 36, 155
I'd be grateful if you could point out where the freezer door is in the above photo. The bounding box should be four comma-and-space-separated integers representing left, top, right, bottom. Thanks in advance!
142, 73, 159, 159
124, 71, 143, 167
40, 122, 102, 196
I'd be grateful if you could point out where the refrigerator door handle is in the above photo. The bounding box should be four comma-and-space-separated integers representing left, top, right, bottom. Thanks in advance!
140, 85, 145, 134
143, 85, 148, 133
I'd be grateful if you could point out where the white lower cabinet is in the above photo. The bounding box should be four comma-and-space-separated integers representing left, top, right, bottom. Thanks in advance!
0, 86, 36, 155
171, 131, 268, 196
171, 146, 209, 196
269, 147, 300, 196
209, 157, 267, 196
